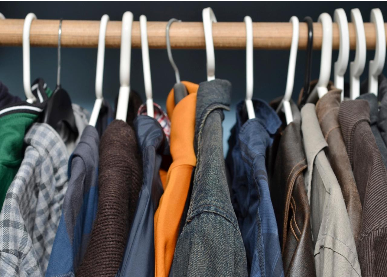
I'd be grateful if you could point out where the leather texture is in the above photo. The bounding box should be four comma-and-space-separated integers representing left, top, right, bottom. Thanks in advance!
268, 98, 316, 277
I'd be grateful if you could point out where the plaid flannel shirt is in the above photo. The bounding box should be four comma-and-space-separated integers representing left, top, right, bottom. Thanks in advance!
138, 102, 171, 142
0, 123, 69, 276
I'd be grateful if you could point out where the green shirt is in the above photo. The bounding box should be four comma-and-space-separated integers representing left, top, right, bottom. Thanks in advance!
0, 79, 52, 209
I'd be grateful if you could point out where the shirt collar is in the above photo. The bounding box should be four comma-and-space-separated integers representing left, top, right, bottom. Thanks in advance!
0, 78, 51, 118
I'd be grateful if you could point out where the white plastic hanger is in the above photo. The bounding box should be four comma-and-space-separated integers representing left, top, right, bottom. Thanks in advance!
89, 14, 109, 127
310, 13, 332, 99
244, 16, 255, 119
349, 9, 366, 100
202, 7, 217, 81
116, 12, 133, 121
333, 9, 349, 100
368, 8, 386, 96
277, 16, 299, 125
23, 13, 37, 103
140, 15, 154, 118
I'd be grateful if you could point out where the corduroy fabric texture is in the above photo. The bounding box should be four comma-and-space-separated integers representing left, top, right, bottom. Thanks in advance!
76, 120, 143, 277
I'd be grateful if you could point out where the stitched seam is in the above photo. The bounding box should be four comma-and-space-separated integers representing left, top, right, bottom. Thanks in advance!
282, 164, 307, 253
317, 106, 339, 124
285, 159, 306, 186
289, 217, 299, 242
290, 197, 301, 234
324, 125, 340, 141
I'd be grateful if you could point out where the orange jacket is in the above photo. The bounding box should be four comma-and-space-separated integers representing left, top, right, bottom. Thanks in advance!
154, 81, 198, 277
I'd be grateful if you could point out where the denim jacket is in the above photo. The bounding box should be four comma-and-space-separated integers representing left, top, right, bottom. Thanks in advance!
171, 79, 248, 277
226, 100, 284, 277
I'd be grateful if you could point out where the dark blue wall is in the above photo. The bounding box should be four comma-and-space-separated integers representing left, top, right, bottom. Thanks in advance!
0, 1, 386, 151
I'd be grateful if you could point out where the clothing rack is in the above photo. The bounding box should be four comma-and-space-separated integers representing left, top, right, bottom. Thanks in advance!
0, 19, 385, 49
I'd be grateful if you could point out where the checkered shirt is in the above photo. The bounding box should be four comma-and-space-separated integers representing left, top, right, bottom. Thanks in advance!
138, 102, 171, 141
0, 123, 69, 276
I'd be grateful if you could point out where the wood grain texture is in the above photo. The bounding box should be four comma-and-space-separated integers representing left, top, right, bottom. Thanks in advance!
0, 19, 384, 50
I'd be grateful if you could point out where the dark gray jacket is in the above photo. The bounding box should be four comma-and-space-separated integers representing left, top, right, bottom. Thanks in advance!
171, 79, 248, 277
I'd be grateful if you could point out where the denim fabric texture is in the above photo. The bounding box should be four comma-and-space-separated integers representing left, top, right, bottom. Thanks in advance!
116, 115, 169, 277
171, 79, 248, 277
226, 99, 284, 277
46, 126, 100, 277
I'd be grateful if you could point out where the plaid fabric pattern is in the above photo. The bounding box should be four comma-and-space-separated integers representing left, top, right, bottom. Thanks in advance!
0, 123, 69, 276
137, 102, 171, 141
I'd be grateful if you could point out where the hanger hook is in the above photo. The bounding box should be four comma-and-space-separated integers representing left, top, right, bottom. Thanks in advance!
350, 8, 366, 100
313, 13, 332, 99
279, 16, 299, 125
140, 15, 154, 118
56, 18, 63, 89
333, 9, 349, 96
89, 14, 109, 127
368, 8, 386, 96
166, 18, 182, 84
202, 7, 217, 81
244, 16, 255, 120
116, 11, 133, 121
284, 16, 299, 103
23, 13, 37, 103
299, 16, 313, 107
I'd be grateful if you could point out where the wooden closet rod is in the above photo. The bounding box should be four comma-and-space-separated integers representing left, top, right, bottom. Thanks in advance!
0, 19, 385, 50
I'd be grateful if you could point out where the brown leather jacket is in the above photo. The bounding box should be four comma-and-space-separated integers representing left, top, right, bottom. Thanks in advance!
268, 98, 316, 277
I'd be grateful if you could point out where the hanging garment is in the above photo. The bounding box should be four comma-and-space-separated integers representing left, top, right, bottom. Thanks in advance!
56, 103, 89, 155
374, 75, 387, 147
226, 100, 284, 277
0, 79, 52, 211
114, 90, 143, 128
154, 81, 198, 277
339, 100, 387, 277
267, 98, 316, 277
117, 115, 170, 277
356, 93, 387, 168
96, 99, 114, 137
45, 126, 99, 276
301, 104, 361, 277
0, 123, 69, 276
0, 82, 21, 107
137, 102, 171, 142
76, 120, 142, 277
171, 79, 248, 277
307, 86, 362, 243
